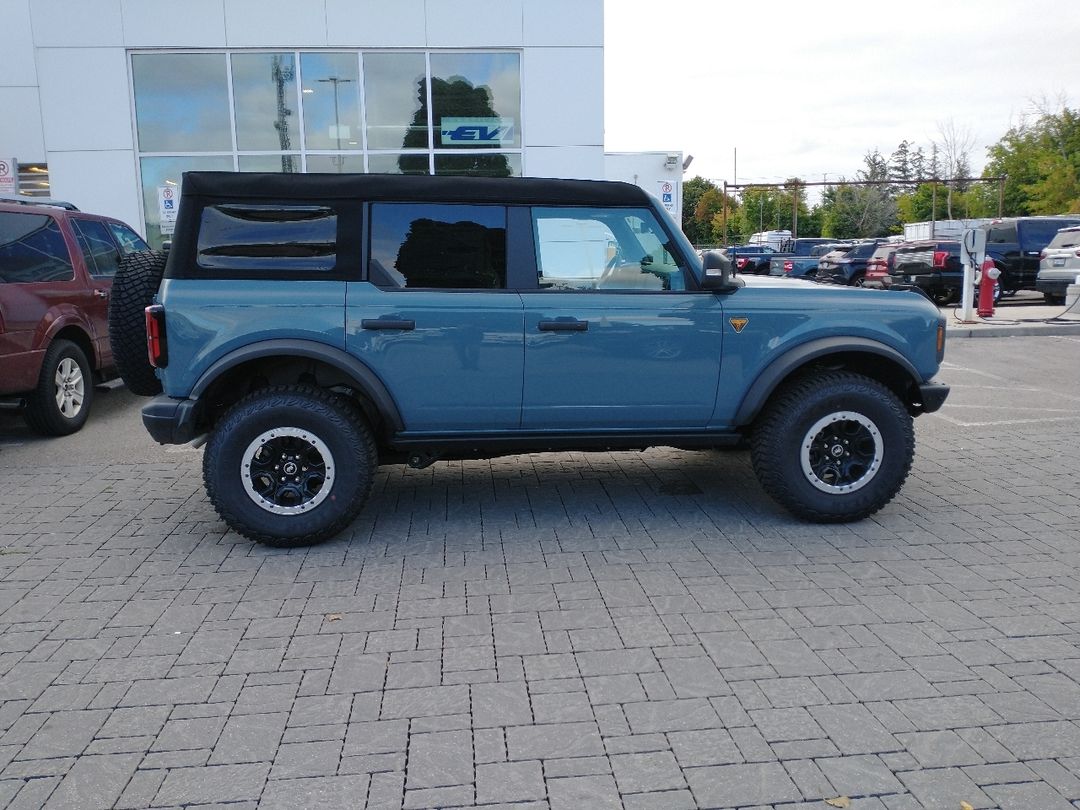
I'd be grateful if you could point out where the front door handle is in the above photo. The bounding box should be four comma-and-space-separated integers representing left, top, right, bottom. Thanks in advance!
538, 318, 588, 332
361, 318, 415, 331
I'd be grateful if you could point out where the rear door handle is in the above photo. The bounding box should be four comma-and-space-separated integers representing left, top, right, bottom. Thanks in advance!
361, 318, 415, 331
538, 319, 588, 332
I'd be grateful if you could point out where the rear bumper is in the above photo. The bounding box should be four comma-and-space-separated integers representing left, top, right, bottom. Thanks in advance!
1036, 278, 1071, 295
142, 395, 200, 444
915, 381, 949, 414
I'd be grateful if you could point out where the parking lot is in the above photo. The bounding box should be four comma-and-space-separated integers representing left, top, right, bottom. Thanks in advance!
0, 334, 1078, 809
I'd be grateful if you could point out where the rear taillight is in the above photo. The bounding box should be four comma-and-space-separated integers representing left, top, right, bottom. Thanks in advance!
933, 250, 948, 269
736, 258, 749, 269
145, 304, 168, 368
1039, 250, 1047, 259
783, 260, 793, 272
1075, 249, 1080, 258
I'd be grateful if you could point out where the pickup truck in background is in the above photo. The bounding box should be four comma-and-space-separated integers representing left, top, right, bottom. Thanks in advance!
982, 216, 1080, 296
769, 241, 850, 279
890, 240, 963, 304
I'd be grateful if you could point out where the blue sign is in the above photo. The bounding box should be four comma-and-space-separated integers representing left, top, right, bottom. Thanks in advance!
440, 117, 515, 146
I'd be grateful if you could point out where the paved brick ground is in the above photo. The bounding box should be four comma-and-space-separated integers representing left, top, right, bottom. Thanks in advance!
0, 339, 1079, 809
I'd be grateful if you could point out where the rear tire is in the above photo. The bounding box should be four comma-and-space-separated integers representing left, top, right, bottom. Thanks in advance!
750, 371, 914, 522
24, 339, 93, 436
203, 385, 377, 547
1044, 292, 1066, 305
108, 250, 167, 396
850, 272, 866, 287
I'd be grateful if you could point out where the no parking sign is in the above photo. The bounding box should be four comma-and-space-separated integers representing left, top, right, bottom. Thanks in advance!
656, 180, 676, 214
0, 159, 17, 195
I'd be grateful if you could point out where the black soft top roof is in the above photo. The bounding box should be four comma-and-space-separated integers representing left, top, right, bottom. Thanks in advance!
181, 171, 653, 208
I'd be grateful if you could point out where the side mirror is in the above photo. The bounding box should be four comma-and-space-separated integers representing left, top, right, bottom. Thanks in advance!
700, 250, 744, 293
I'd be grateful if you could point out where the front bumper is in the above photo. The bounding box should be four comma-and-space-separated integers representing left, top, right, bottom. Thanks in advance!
142, 395, 201, 444
915, 381, 949, 414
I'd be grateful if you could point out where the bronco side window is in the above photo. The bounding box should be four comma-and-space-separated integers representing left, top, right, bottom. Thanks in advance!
369, 203, 507, 289
196, 205, 337, 272
531, 207, 686, 292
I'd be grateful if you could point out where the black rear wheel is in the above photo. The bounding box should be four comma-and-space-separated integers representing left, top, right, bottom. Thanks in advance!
203, 386, 377, 547
108, 250, 167, 396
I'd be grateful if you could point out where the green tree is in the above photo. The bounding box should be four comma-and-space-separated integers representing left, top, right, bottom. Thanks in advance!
819, 152, 898, 237
681, 176, 716, 245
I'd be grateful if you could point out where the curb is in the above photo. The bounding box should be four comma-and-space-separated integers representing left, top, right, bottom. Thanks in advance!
946, 322, 1080, 338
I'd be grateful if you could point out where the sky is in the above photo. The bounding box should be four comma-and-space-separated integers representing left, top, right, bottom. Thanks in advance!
604, 0, 1079, 194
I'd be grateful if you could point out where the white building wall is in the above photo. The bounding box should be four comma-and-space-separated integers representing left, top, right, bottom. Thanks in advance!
5, 0, 604, 234
605, 151, 685, 225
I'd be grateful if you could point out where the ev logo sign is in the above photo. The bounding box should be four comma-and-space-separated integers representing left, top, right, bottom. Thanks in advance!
440, 118, 515, 146
0, 159, 17, 195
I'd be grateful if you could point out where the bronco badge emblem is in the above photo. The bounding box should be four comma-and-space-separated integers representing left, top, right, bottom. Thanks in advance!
729, 317, 749, 333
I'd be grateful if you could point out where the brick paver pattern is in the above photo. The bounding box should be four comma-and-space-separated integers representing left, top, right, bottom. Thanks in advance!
0, 411, 1078, 809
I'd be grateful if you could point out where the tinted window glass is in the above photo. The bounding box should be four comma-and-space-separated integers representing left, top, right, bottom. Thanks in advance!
72, 218, 121, 277
108, 222, 149, 254
1047, 229, 1080, 250
0, 212, 74, 283
986, 224, 1016, 244
532, 207, 686, 292
1021, 219, 1080, 249
370, 204, 506, 289
197, 205, 337, 272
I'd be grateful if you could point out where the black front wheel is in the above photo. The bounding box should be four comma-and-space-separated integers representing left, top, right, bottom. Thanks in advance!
750, 371, 915, 522
203, 386, 377, 547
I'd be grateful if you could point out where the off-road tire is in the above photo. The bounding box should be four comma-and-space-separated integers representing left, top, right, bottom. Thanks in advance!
24, 339, 93, 436
750, 371, 914, 523
203, 385, 377, 547
108, 250, 167, 396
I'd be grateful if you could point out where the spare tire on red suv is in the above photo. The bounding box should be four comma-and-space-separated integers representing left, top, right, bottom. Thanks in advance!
108, 250, 167, 396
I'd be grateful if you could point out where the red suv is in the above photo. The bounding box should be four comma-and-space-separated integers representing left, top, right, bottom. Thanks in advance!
0, 197, 148, 435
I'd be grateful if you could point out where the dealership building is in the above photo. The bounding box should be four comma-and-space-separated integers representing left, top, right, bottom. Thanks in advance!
2, 0, 682, 247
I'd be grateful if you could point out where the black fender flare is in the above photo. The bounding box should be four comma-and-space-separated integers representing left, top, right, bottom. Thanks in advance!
733, 336, 921, 426
190, 339, 404, 432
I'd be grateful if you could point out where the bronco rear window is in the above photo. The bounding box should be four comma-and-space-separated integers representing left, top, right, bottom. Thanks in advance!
196, 204, 337, 272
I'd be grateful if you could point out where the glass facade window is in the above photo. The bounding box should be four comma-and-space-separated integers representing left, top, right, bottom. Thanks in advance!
131, 49, 523, 247
302, 53, 362, 151
430, 53, 521, 150
363, 52, 427, 151
132, 53, 231, 152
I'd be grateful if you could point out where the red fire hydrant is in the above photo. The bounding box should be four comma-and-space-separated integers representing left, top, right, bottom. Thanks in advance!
977, 258, 1000, 317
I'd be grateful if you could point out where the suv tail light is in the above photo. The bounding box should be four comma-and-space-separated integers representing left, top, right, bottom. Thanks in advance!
145, 304, 168, 368
933, 250, 948, 269
736, 257, 750, 269
1039, 250, 1047, 259
783, 260, 793, 272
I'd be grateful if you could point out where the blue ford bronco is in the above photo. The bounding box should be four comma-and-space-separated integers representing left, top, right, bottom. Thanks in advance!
109, 172, 949, 546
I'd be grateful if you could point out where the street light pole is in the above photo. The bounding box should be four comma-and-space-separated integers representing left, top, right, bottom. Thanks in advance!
317, 76, 353, 172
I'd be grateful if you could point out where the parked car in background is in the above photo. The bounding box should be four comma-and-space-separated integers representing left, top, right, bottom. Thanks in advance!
815, 239, 885, 286
982, 216, 1080, 295
863, 243, 901, 290
1036, 225, 1080, 304
770, 242, 851, 279
0, 196, 148, 434
727, 245, 777, 274
890, 240, 964, 304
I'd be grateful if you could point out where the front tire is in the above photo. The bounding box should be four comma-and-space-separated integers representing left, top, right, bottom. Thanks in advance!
24, 339, 94, 436
203, 386, 376, 547
750, 371, 914, 522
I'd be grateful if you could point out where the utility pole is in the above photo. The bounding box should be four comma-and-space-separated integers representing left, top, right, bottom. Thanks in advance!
271, 55, 295, 173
